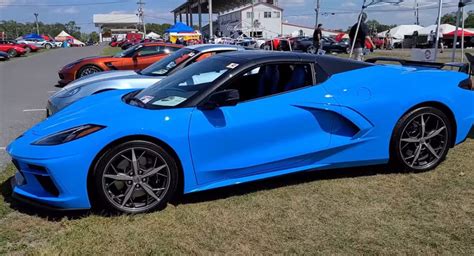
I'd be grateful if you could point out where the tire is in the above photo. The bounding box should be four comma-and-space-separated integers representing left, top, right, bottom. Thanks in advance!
24, 47, 31, 54
91, 140, 179, 214
306, 45, 317, 54
391, 106, 452, 172
7, 49, 17, 57
45, 43, 52, 49
77, 65, 102, 78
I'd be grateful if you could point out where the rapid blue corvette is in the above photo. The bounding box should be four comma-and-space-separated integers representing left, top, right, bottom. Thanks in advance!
7, 52, 474, 213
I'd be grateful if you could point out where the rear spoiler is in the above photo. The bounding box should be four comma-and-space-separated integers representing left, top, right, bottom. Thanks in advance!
365, 57, 471, 75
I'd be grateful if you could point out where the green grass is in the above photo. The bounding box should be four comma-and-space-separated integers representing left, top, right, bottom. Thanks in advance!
101, 46, 122, 56
0, 133, 473, 254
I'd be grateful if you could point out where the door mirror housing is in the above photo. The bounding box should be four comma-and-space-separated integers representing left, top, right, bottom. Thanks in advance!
198, 89, 240, 110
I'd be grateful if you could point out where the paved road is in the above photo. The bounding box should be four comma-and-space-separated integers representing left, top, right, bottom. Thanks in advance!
0, 46, 104, 170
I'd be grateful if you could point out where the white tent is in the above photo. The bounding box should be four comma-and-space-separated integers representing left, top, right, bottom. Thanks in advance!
417, 24, 457, 35
377, 25, 423, 39
146, 32, 161, 39
55, 30, 85, 46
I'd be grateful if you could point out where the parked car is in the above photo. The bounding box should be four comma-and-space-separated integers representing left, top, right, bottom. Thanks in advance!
0, 44, 27, 57
48, 44, 245, 115
0, 40, 39, 53
16, 38, 55, 49
0, 51, 9, 61
7, 51, 473, 214
57, 42, 183, 86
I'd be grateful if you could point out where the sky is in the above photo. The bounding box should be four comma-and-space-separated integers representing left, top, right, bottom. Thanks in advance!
1, 0, 474, 32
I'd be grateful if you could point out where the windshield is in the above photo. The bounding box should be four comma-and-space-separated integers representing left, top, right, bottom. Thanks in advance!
114, 44, 141, 58
140, 48, 197, 76
133, 57, 238, 109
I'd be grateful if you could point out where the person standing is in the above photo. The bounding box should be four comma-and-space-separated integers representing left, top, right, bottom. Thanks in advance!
313, 24, 323, 50
349, 12, 375, 61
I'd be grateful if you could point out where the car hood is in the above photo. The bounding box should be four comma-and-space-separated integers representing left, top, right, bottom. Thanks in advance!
62, 70, 139, 90
32, 90, 141, 136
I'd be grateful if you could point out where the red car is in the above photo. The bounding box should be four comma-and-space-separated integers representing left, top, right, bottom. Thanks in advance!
0, 40, 38, 54
58, 42, 182, 86
0, 43, 27, 57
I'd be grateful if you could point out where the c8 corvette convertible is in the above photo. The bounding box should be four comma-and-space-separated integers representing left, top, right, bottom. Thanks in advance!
7, 52, 474, 213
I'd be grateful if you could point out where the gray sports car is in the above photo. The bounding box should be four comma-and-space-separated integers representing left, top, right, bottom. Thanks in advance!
47, 44, 245, 116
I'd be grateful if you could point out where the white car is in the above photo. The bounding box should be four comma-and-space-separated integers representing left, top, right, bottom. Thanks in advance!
16, 38, 55, 49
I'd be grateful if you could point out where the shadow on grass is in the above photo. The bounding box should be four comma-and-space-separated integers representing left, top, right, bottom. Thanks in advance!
1, 164, 401, 220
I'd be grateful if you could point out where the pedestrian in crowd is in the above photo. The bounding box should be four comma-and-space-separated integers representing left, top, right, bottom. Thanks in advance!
439, 27, 444, 53
349, 12, 375, 61
429, 30, 435, 48
385, 31, 392, 50
313, 23, 323, 50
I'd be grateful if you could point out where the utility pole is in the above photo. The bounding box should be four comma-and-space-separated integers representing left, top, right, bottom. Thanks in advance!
315, 0, 320, 27
34, 13, 39, 34
414, 0, 420, 25
137, 0, 146, 38
251, 0, 254, 37
209, 0, 213, 40
434, 0, 443, 61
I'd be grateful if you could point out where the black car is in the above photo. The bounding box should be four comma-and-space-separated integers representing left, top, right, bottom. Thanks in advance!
292, 37, 350, 54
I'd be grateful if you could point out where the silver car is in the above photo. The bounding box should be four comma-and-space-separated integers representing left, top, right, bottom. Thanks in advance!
47, 44, 245, 116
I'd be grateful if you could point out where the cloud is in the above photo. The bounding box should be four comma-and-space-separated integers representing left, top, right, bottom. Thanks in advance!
279, 0, 307, 7
0, 0, 17, 8
53, 7, 79, 14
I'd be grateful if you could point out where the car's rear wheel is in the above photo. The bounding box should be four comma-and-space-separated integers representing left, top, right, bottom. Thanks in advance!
391, 107, 452, 172
77, 65, 102, 78
7, 49, 17, 57
91, 140, 179, 214
45, 43, 52, 49
24, 47, 31, 54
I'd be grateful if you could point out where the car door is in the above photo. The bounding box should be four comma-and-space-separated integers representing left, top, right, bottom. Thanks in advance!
188, 62, 338, 184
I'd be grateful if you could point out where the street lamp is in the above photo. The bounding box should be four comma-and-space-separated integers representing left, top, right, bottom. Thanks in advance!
34, 13, 39, 35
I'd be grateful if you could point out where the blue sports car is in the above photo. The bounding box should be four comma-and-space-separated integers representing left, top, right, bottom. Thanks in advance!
7, 52, 474, 213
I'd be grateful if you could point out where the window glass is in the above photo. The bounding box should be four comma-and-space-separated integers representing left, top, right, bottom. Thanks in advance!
274, 11, 280, 18
134, 57, 238, 108
138, 46, 161, 56
223, 63, 313, 102
140, 48, 197, 76
264, 11, 271, 18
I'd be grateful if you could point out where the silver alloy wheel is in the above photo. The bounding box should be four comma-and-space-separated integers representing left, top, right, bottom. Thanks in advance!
399, 113, 448, 170
102, 147, 171, 212
307, 46, 317, 54
79, 66, 101, 77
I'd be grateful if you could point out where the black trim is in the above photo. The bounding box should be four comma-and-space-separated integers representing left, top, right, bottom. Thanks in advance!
11, 192, 87, 212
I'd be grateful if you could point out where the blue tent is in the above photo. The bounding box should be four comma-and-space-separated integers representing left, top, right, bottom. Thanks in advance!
23, 33, 43, 39
165, 22, 194, 33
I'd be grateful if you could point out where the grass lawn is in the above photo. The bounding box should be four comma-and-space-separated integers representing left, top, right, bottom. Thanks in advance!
101, 46, 122, 56
0, 132, 473, 254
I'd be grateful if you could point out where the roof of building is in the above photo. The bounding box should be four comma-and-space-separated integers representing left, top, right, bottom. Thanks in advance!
93, 14, 139, 24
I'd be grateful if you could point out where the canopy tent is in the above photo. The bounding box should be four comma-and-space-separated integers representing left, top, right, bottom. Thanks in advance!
377, 25, 423, 39
444, 28, 474, 37
41, 35, 53, 41
417, 24, 456, 35
165, 22, 195, 33
167, 31, 202, 44
146, 32, 161, 39
23, 33, 43, 39
55, 31, 85, 46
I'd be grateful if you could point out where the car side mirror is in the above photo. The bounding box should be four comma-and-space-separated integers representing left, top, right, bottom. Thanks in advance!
132, 52, 140, 59
198, 89, 240, 110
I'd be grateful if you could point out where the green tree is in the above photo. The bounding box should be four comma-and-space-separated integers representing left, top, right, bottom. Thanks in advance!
441, 12, 458, 25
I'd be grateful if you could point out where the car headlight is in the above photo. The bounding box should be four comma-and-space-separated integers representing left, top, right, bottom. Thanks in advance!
32, 124, 105, 145
58, 87, 81, 98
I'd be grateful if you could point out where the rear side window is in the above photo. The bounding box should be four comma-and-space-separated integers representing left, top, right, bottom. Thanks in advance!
223, 63, 314, 102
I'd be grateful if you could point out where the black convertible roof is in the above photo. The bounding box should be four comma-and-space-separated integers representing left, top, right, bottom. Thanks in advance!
216, 51, 372, 75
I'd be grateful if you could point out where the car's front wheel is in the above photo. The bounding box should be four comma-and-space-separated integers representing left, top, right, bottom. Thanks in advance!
391, 106, 452, 172
45, 43, 52, 49
7, 49, 17, 57
24, 47, 31, 54
91, 140, 179, 214
77, 65, 102, 78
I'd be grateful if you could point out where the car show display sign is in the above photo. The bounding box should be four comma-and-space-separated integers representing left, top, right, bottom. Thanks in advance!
411, 48, 436, 62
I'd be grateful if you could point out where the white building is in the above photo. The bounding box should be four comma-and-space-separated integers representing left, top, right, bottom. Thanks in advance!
93, 14, 140, 42
217, 2, 283, 38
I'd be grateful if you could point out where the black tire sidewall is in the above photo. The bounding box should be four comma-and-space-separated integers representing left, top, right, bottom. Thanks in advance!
391, 106, 452, 172
90, 140, 179, 214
